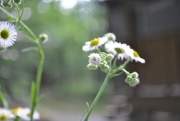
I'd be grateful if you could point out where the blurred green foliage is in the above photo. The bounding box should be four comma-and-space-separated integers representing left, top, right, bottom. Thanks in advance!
0, 0, 112, 102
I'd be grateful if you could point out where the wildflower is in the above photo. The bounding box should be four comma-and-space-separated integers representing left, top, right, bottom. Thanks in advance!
125, 72, 140, 87
0, 108, 14, 121
104, 33, 116, 41
0, 22, 17, 48
88, 53, 101, 65
11, 107, 40, 121
105, 41, 132, 60
129, 50, 145, 63
82, 36, 108, 52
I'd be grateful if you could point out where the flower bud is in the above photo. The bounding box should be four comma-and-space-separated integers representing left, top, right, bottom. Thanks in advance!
87, 63, 98, 70
39, 33, 48, 43
105, 54, 114, 62
1, 0, 12, 8
0, 46, 5, 51
104, 33, 116, 41
100, 64, 109, 72
88, 53, 101, 65
125, 72, 140, 87
131, 72, 139, 78
13, 0, 21, 4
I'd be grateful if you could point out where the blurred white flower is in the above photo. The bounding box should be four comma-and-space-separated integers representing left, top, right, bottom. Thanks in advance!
105, 41, 132, 60
0, 22, 17, 48
11, 107, 40, 121
0, 108, 14, 121
82, 37, 108, 52
129, 50, 145, 63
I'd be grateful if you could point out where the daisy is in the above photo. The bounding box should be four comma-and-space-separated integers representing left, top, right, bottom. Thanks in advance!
105, 41, 132, 60
11, 107, 40, 121
130, 50, 145, 63
0, 108, 14, 121
82, 36, 108, 52
0, 22, 17, 48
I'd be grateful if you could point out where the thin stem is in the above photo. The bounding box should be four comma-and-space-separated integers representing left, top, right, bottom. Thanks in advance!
30, 43, 44, 121
0, 6, 44, 121
84, 74, 110, 121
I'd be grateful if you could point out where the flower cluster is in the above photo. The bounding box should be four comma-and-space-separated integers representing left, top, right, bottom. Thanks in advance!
0, 107, 40, 121
82, 32, 145, 86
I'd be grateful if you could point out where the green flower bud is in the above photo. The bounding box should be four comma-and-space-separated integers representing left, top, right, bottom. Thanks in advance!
104, 33, 116, 41
39, 33, 48, 43
0, 46, 5, 51
87, 63, 98, 70
105, 54, 114, 62
1, 0, 12, 7
125, 72, 140, 87
100, 64, 109, 72
13, 0, 21, 4
131, 72, 139, 78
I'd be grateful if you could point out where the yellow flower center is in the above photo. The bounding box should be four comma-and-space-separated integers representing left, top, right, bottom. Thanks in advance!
90, 38, 99, 46
0, 114, 7, 120
0, 29, 9, 40
114, 47, 123, 54
133, 50, 139, 57
27, 113, 31, 117
11, 107, 21, 114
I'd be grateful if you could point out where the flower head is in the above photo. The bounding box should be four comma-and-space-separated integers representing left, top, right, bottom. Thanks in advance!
0, 22, 17, 48
88, 53, 101, 65
82, 36, 108, 52
0, 108, 14, 121
11, 107, 40, 121
105, 41, 132, 60
129, 50, 145, 63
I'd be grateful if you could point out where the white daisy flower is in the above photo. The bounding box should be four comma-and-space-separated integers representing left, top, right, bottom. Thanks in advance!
130, 50, 145, 63
11, 107, 40, 121
0, 22, 17, 48
88, 53, 101, 65
82, 36, 108, 52
0, 108, 14, 121
105, 41, 132, 60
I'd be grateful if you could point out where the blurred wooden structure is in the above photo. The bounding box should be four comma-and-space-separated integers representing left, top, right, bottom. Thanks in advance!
104, 0, 180, 120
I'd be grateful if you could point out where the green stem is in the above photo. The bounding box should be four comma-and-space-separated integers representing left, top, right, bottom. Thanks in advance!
84, 74, 110, 121
0, 6, 44, 121
30, 43, 44, 121
0, 90, 8, 108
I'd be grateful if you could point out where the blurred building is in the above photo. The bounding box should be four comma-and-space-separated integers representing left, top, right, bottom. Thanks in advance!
103, 0, 180, 121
